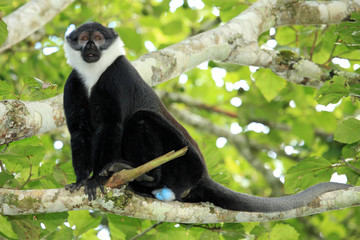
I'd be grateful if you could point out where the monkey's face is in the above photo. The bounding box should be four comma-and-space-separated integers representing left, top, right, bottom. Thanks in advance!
65, 22, 118, 63
77, 31, 103, 63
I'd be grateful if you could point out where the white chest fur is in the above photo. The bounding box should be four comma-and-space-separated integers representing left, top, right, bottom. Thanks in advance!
64, 37, 126, 96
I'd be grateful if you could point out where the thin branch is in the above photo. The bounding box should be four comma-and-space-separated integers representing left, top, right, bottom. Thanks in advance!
341, 158, 360, 174
157, 90, 238, 118
105, 147, 188, 188
309, 30, 318, 61
129, 222, 163, 240
17, 157, 33, 190
322, 36, 340, 66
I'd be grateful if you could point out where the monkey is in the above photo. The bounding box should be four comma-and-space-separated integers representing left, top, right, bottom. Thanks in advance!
63, 22, 351, 212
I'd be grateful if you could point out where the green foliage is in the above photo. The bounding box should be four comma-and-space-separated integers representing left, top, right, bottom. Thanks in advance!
0, 0, 360, 239
68, 211, 102, 236
285, 157, 335, 193
0, 20, 8, 47
0, 215, 17, 239
253, 68, 288, 102
315, 76, 349, 105
335, 12, 360, 44
258, 223, 299, 240
0, 0, 10, 47
334, 118, 360, 144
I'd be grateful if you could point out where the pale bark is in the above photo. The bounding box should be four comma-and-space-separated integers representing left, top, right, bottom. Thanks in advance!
0, 95, 63, 145
0, 186, 359, 223
0, 0, 74, 53
1, 0, 360, 144
1, 0, 360, 221
134, 0, 360, 87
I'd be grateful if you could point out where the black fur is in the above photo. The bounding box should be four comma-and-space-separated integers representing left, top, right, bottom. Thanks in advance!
64, 25, 351, 211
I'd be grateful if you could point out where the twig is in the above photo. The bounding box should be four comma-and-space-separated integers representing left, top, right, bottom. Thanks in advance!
341, 157, 360, 174
105, 147, 188, 188
322, 35, 340, 66
309, 30, 318, 61
17, 156, 33, 189
129, 222, 163, 240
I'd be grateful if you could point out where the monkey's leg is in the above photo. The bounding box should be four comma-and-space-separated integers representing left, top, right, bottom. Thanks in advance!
99, 161, 154, 182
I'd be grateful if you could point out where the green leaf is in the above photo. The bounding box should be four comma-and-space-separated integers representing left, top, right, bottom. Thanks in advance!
0, 215, 17, 239
116, 27, 143, 52
335, 12, 360, 44
107, 215, 140, 239
0, 0, 11, 8
9, 216, 41, 240
68, 211, 101, 237
46, 226, 74, 240
35, 213, 68, 233
334, 118, 360, 144
200, 230, 220, 240
285, 157, 334, 193
0, 80, 15, 98
80, 229, 99, 240
162, 20, 183, 35
253, 69, 287, 102
0, 20, 7, 47
350, 83, 360, 96
0, 171, 14, 187
291, 121, 314, 146
269, 224, 299, 240
341, 143, 360, 159
315, 76, 349, 105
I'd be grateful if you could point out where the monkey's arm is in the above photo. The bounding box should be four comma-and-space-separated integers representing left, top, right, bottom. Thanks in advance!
84, 85, 126, 200
63, 71, 93, 191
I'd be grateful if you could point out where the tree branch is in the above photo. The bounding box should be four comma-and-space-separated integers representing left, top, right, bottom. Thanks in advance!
0, 96, 63, 145
1, 0, 360, 145
105, 147, 188, 188
0, 186, 359, 223
0, 0, 74, 53
133, 0, 360, 88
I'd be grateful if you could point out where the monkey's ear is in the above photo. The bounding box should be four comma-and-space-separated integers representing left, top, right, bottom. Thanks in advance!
109, 28, 119, 37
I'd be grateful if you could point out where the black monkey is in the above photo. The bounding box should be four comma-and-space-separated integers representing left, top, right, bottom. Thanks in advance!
63, 22, 351, 212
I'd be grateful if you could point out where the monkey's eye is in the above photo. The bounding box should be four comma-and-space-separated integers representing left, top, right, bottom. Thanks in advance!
82, 36, 89, 41
94, 35, 102, 41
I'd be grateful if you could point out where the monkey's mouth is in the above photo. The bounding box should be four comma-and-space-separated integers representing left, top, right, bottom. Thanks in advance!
83, 53, 100, 63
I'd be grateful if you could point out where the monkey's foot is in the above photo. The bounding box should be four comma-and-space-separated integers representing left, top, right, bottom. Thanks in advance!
84, 176, 106, 201
65, 179, 87, 193
99, 161, 154, 182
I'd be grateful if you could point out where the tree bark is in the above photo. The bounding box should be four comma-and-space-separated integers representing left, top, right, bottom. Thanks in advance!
0, 0, 74, 53
1, 0, 360, 145
0, 186, 359, 223
1, 0, 360, 221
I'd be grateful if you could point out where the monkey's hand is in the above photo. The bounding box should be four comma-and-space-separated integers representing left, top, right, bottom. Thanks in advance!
99, 161, 154, 182
65, 177, 106, 201
84, 176, 106, 201
65, 179, 87, 193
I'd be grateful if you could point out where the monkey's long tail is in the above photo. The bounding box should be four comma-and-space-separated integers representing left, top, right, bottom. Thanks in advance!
186, 178, 352, 212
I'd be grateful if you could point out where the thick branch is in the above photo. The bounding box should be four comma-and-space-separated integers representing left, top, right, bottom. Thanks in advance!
1, 0, 360, 144
0, 0, 74, 53
0, 186, 359, 223
0, 96, 63, 145
133, 0, 360, 87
